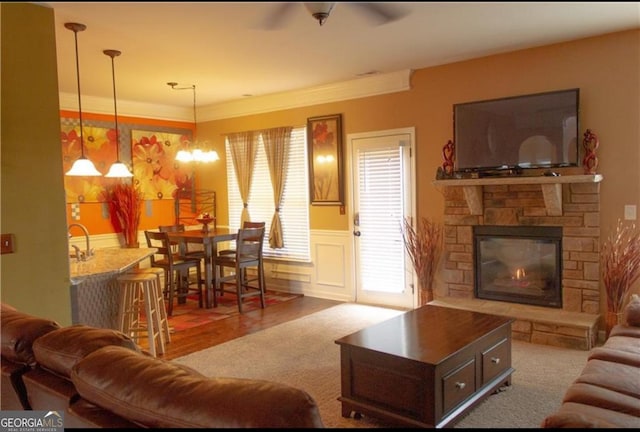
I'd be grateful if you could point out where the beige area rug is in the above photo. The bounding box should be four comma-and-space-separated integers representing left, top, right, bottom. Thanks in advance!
174, 303, 589, 428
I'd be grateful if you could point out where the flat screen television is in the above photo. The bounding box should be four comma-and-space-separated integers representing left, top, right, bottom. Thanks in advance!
453, 88, 580, 173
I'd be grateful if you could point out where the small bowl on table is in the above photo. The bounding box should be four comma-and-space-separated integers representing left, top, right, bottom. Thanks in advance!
196, 216, 215, 233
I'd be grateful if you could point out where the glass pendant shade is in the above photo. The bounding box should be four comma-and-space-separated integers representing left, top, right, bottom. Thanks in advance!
105, 162, 134, 178
66, 157, 103, 176
65, 22, 102, 177
103, 49, 133, 178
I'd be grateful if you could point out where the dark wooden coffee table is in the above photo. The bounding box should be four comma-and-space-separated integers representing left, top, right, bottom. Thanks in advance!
335, 304, 514, 428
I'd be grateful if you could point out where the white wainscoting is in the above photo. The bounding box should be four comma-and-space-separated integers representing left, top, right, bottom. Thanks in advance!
266, 229, 355, 302
71, 228, 355, 301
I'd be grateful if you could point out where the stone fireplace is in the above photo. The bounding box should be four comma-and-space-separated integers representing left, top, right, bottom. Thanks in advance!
432, 174, 603, 350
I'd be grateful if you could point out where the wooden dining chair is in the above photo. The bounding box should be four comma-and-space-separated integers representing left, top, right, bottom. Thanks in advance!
158, 224, 206, 260
144, 230, 203, 316
214, 226, 266, 313
218, 221, 266, 291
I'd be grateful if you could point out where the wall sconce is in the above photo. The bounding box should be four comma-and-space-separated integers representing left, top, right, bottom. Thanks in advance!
167, 82, 220, 163
103, 49, 133, 178
64, 22, 102, 177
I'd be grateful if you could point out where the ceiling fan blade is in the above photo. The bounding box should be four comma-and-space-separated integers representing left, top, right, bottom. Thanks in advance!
349, 2, 409, 25
258, 3, 297, 30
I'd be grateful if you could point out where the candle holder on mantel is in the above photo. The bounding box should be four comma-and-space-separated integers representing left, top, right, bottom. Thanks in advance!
196, 214, 215, 233
438, 140, 455, 179
582, 129, 599, 175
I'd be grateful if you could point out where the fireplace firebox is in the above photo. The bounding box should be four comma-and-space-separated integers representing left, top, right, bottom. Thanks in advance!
473, 226, 562, 308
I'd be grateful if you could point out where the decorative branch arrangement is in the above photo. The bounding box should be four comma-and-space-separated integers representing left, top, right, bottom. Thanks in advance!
107, 182, 144, 247
602, 220, 640, 312
602, 220, 640, 336
401, 216, 443, 305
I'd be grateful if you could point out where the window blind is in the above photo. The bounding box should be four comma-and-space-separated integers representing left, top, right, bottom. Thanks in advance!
226, 127, 310, 261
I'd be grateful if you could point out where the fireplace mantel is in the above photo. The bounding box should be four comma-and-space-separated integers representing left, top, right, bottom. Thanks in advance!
433, 174, 603, 216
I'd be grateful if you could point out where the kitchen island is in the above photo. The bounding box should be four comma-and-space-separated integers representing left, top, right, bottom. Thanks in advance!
69, 247, 156, 329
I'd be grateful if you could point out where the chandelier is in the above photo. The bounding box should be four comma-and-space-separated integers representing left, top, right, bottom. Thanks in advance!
167, 82, 219, 163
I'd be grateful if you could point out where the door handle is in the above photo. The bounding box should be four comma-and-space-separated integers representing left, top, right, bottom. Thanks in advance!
353, 230, 361, 237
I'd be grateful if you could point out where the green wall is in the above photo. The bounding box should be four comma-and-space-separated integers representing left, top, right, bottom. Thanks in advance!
1, 3, 72, 324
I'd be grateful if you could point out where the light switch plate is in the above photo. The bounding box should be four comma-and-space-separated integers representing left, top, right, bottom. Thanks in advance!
624, 204, 637, 220
1, 233, 15, 254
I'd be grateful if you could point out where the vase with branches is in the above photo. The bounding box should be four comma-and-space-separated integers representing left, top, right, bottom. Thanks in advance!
106, 182, 144, 248
601, 220, 640, 337
401, 216, 443, 306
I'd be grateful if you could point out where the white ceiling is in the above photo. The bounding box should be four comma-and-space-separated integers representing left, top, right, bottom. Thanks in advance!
47, 2, 639, 113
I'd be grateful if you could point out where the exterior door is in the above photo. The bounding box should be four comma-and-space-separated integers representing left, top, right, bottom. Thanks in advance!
348, 128, 415, 309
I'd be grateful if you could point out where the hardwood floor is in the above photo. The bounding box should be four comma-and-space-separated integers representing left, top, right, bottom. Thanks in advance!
148, 296, 342, 361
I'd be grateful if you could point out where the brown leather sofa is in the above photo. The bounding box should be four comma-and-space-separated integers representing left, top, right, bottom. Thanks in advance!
1, 303, 325, 428
541, 295, 640, 428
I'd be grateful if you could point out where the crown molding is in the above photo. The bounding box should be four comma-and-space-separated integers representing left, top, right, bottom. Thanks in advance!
199, 69, 413, 121
59, 69, 413, 122
58, 93, 193, 121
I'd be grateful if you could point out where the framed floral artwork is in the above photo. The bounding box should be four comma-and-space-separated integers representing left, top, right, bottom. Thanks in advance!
307, 114, 344, 205
131, 130, 194, 200
61, 124, 116, 203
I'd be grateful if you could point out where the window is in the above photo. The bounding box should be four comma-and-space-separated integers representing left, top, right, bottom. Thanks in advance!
226, 127, 310, 262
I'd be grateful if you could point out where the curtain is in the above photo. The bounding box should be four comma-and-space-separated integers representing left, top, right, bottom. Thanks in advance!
227, 131, 257, 224
262, 126, 292, 248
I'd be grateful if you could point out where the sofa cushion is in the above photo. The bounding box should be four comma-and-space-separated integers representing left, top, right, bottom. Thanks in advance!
22, 367, 79, 411
33, 325, 141, 379
71, 345, 324, 428
602, 334, 640, 355
562, 382, 640, 417
609, 324, 640, 339
67, 398, 140, 429
541, 401, 640, 428
588, 346, 640, 368
1, 305, 60, 367
624, 294, 640, 327
575, 359, 640, 399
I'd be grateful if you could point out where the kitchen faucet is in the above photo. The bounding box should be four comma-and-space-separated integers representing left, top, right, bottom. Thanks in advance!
68, 223, 94, 261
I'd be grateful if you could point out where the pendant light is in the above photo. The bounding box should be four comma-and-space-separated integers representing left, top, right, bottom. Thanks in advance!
103, 49, 133, 178
64, 22, 102, 177
168, 82, 220, 163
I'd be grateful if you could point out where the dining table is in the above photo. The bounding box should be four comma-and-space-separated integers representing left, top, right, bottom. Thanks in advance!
167, 227, 237, 308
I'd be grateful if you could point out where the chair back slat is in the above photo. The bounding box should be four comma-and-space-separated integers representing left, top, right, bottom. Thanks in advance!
144, 230, 174, 265
159, 224, 186, 254
236, 226, 265, 261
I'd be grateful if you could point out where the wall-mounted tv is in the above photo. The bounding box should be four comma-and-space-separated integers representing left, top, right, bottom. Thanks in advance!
453, 88, 580, 173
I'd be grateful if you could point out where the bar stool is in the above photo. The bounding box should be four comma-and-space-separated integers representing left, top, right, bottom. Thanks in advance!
116, 271, 166, 357
127, 267, 171, 344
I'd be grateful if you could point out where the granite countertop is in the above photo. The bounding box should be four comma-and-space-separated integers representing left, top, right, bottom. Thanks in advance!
69, 247, 157, 283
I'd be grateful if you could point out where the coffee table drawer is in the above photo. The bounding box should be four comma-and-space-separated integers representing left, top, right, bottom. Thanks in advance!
442, 358, 475, 414
482, 337, 510, 385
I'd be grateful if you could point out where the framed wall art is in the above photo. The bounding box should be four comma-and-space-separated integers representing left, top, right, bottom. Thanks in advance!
307, 114, 344, 205
61, 124, 116, 203
131, 130, 194, 200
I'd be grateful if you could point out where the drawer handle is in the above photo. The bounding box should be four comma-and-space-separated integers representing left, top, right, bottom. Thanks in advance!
491, 357, 501, 364
455, 382, 466, 390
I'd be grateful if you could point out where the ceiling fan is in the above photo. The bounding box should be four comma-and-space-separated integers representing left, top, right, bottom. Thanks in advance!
260, 2, 409, 29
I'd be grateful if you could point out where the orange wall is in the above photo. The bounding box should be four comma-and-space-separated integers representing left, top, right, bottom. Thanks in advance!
61, 110, 197, 235
197, 29, 639, 239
